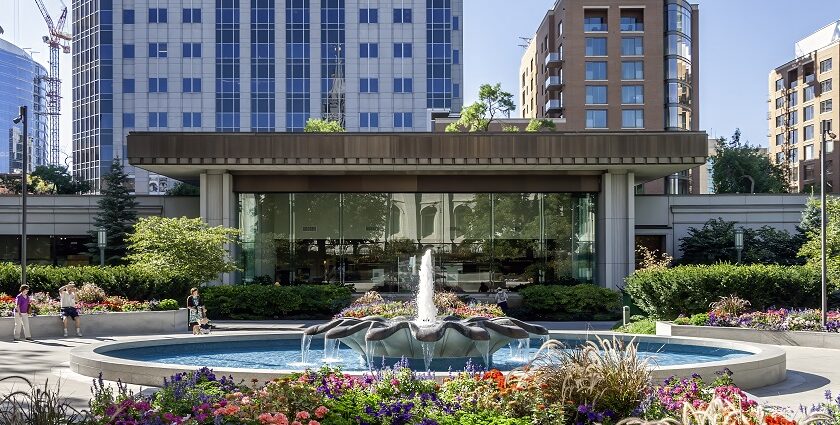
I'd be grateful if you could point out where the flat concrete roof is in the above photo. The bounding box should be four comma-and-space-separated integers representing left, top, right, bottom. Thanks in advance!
127, 131, 709, 183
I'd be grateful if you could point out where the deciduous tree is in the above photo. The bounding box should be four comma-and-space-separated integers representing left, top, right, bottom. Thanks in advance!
445, 83, 515, 132
711, 129, 788, 194
304, 118, 345, 133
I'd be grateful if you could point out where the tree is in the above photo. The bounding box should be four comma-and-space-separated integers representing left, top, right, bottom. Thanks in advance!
304, 118, 345, 133
166, 182, 200, 196
711, 129, 788, 194
30, 164, 91, 194
89, 159, 138, 264
0, 174, 54, 194
525, 118, 556, 132
678, 218, 804, 266
799, 196, 840, 287
445, 83, 515, 132
127, 217, 240, 285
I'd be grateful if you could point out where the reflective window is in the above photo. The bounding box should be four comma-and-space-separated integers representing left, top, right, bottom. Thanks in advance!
360, 43, 379, 58
585, 38, 607, 56
394, 78, 413, 93
583, 9, 608, 31
148, 43, 168, 58
804, 86, 815, 102
775, 97, 784, 109
394, 8, 412, 23
394, 43, 413, 58
667, 82, 691, 105
360, 8, 378, 24
149, 8, 167, 23
182, 112, 202, 128
122, 79, 135, 93
666, 34, 691, 60
123, 9, 135, 24
821, 58, 833, 73
621, 37, 643, 56
394, 112, 413, 128
821, 99, 833, 113
360, 78, 379, 93
622, 85, 644, 104
585, 110, 607, 128
620, 9, 644, 31
148, 112, 167, 128
667, 3, 691, 35
182, 42, 202, 58
821, 79, 833, 93
666, 58, 691, 82
585, 61, 607, 80
804, 105, 814, 121
775, 133, 784, 146
360, 112, 379, 128
775, 78, 784, 91
805, 124, 814, 141
805, 145, 814, 160
622, 61, 644, 80
123, 44, 135, 58
622, 110, 644, 128
123, 113, 135, 128
585, 86, 607, 104
183, 8, 201, 23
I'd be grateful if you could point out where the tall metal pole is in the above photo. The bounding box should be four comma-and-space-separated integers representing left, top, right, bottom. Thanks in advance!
821, 126, 833, 328
19, 106, 28, 288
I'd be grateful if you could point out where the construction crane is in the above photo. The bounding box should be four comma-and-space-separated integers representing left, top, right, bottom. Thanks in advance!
34, 0, 71, 166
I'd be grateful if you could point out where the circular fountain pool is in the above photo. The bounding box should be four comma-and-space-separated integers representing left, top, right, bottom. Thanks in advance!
69, 331, 787, 390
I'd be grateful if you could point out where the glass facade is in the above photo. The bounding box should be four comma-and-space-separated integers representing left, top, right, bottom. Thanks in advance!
426, 0, 454, 109
239, 192, 597, 292
664, 1, 693, 130
0, 39, 48, 173
216, 0, 241, 131
251, 0, 276, 131
286, 0, 311, 131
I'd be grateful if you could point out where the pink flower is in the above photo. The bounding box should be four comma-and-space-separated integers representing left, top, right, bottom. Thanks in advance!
314, 406, 329, 419
296, 411, 311, 420
241, 396, 251, 405
292, 422, 302, 425
308, 421, 320, 425
390, 379, 400, 387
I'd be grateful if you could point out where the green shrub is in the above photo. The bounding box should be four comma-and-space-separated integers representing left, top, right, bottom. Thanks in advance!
615, 318, 656, 335
688, 313, 710, 326
673, 317, 690, 325
624, 264, 821, 319
518, 284, 621, 321
201, 284, 353, 320
155, 299, 180, 311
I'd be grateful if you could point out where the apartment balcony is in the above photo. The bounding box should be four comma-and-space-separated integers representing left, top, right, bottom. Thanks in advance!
545, 52, 562, 68
545, 75, 563, 90
545, 99, 563, 113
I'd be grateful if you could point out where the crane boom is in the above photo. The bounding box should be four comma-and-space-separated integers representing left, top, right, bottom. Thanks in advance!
33, 0, 70, 166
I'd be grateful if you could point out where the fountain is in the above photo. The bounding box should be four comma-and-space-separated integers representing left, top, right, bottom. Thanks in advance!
304, 250, 549, 369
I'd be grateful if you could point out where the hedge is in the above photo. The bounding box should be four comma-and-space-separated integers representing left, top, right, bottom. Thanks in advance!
517, 284, 622, 321
624, 264, 822, 319
201, 284, 353, 320
0, 262, 192, 301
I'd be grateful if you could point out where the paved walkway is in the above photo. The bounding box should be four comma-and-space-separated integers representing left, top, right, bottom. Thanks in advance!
0, 324, 837, 411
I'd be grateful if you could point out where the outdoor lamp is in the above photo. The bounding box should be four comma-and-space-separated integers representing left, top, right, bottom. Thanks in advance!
97, 228, 107, 266
734, 227, 744, 264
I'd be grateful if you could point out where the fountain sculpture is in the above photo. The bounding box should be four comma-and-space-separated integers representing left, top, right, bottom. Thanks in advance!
304, 250, 549, 369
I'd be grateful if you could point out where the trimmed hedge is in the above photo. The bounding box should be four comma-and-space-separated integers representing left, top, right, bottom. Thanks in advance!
201, 284, 353, 320
0, 262, 192, 301
624, 264, 822, 319
517, 284, 621, 321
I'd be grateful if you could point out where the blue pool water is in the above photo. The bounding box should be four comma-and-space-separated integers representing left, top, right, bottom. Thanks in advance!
107, 337, 751, 372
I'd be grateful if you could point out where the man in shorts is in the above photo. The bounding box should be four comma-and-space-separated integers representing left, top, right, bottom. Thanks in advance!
59, 283, 82, 337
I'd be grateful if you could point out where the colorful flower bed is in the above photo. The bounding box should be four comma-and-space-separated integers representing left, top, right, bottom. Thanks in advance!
673, 296, 840, 333
85, 338, 840, 425
335, 291, 503, 320
0, 283, 179, 317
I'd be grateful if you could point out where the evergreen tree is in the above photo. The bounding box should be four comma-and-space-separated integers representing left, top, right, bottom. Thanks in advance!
89, 159, 139, 264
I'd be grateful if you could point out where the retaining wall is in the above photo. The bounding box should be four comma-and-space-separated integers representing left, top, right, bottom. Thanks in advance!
656, 321, 840, 349
1, 309, 189, 340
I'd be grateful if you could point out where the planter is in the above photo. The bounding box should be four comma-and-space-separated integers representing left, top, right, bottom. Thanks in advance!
656, 321, 840, 349
1, 309, 189, 340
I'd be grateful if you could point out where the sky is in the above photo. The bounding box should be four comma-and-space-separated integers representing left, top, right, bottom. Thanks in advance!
3, 0, 840, 164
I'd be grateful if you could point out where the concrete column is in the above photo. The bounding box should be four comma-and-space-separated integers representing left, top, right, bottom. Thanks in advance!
597, 171, 636, 290
200, 171, 236, 284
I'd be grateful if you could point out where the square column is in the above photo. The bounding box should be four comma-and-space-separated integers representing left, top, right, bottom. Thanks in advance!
597, 171, 636, 290
200, 171, 236, 284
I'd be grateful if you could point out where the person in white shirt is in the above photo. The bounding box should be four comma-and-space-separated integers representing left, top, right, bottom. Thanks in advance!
495, 287, 509, 314
58, 283, 82, 337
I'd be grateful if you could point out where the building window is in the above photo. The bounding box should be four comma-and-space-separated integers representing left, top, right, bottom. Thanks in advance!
790, 148, 798, 163
360, 8, 378, 23
122, 79, 135, 93
123, 9, 135, 24
123, 113, 135, 128
394, 78, 413, 93
789, 111, 798, 126
821, 79, 833, 93
360, 78, 379, 93
821, 58, 833, 73
182, 112, 202, 128
585, 38, 607, 56
123, 44, 135, 59
791, 129, 799, 144
775, 78, 784, 91
393, 8, 412, 23
149, 112, 168, 128
776, 115, 784, 128
775, 96, 784, 109
420, 206, 437, 238
804, 124, 815, 141
182, 43, 202, 58
453, 49, 460, 64
775, 152, 784, 164
620, 8, 644, 31
394, 43, 413, 58
583, 9, 608, 31
622, 110, 644, 128
805, 144, 814, 160
775, 133, 784, 146
148, 78, 168, 93
621, 37, 643, 56
585, 61, 607, 80
622, 85, 643, 104
360, 112, 379, 128
452, 16, 459, 30
804, 105, 814, 121
149, 8, 167, 23
183, 8, 201, 23
148, 43, 168, 58
804, 86, 815, 102
585, 110, 607, 128
622, 61, 644, 80
360, 43, 379, 58
183, 78, 202, 93
394, 112, 413, 128
788, 92, 798, 107
821, 99, 833, 113
585, 86, 607, 104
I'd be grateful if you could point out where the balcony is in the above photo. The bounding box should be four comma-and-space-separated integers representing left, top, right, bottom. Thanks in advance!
545, 52, 562, 68
545, 75, 563, 89
545, 99, 563, 112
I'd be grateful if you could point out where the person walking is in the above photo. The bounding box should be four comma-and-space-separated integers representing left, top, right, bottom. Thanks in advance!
495, 287, 509, 315
59, 284, 82, 337
187, 288, 207, 335
13, 285, 33, 341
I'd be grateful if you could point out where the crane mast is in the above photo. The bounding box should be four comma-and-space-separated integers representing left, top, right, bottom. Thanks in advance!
34, 0, 71, 166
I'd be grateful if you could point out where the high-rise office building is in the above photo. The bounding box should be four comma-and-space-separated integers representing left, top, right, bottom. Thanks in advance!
0, 38, 49, 174
72, 0, 464, 194
768, 20, 840, 193
519, 0, 700, 193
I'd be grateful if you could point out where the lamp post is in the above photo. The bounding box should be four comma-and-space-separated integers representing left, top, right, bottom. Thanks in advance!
821, 125, 837, 328
97, 228, 107, 266
734, 227, 744, 265
12, 106, 28, 287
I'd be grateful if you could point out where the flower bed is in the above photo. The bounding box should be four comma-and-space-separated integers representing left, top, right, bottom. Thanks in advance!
335, 291, 503, 320
673, 308, 840, 333
0, 292, 178, 317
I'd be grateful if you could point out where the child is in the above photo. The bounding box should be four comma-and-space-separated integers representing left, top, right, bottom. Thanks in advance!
59, 283, 82, 337
187, 288, 207, 335
13, 285, 33, 341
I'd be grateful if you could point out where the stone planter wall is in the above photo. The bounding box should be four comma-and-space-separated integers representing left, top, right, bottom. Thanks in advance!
1, 309, 189, 340
656, 321, 840, 349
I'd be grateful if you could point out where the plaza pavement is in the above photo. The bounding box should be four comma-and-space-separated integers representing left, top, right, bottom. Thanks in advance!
0, 321, 836, 412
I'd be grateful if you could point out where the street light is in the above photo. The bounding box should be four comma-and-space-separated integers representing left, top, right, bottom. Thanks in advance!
97, 228, 107, 266
820, 124, 837, 328
734, 227, 744, 265
12, 106, 28, 288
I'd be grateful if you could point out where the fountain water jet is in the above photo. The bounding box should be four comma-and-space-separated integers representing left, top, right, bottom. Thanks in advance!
416, 250, 438, 324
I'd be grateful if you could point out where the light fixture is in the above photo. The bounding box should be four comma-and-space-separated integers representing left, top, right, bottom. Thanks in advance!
12, 115, 22, 124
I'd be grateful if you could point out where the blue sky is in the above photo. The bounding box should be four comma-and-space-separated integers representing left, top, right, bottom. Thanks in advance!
3, 0, 840, 159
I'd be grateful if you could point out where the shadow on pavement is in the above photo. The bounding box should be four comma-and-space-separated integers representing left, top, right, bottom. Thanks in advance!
751, 370, 831, 398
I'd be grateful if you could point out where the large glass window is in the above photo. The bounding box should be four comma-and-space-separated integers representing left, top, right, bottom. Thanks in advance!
621, 37, 643, 56
622, 85, 643, 104
585, 38, 607, 56
585, 86, 607, 104
586, 110, 607, 128
585, 62, 607, 80
622, 110, 644, 128
239, 193, 598, 291
622, 61, 644, 80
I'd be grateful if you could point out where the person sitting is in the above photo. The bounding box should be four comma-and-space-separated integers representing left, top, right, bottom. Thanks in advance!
478, 282, 490, 293
59, 283, 82, 337
187, 288, 207, 335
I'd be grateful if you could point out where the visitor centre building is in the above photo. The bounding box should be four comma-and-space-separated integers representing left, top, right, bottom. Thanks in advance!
127, 131, 707, 291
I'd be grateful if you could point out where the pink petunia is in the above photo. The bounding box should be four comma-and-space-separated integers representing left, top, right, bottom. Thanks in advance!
314, 406, 329, 419
296, 411, 311, 420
